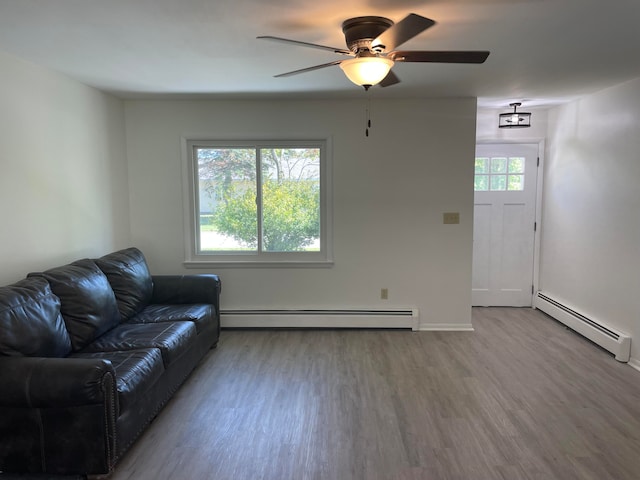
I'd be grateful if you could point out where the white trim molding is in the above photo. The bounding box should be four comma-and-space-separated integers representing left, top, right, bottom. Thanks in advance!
628, 358, 640, 373
418, 323, 474, 332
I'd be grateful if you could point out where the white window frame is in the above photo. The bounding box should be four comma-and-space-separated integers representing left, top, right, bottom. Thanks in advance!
182, 138, 333, 268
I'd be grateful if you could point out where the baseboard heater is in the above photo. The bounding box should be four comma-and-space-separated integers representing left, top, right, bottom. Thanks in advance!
221, 308, 419, 331
534, 292, 631, 362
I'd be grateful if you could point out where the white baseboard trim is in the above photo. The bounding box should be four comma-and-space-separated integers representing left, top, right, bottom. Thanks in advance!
418, 323, 474, 332
628, 357, 640, 373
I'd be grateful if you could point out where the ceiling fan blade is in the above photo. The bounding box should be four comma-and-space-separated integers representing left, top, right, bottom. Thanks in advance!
389, 50, 490, 63
371, 14, 435, 52
273, 60, 344, 78
379, 70, 401, 88
257, 36, 352, 55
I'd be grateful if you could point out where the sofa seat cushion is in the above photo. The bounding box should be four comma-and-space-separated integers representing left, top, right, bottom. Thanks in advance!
0, 277, 72, 357
73, 348, 164, 414
81, 322, 196, 368
94, 248, 153, 320
129, 304, 213, 334
29, 259, 121, 351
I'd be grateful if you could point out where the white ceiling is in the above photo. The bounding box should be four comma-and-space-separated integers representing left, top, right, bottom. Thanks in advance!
1, 0, 639, 108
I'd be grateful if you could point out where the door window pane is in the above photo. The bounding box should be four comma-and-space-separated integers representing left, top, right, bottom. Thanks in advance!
491, 157, 507, 174
508, 174, 524, 191
508, 157, 525, 174
490, 175, 507, 191
475, 156, 526, 192
475, 158, 489, 174
474, 175, 489, 191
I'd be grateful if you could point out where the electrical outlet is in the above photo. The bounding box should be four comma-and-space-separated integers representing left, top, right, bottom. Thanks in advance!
381, 288, 388, 300
443, 212, 460, 224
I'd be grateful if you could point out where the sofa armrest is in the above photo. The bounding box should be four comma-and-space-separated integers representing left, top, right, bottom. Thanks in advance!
0, 356, 116, 408
0, 357, 118, 475
151, 274, 221, 307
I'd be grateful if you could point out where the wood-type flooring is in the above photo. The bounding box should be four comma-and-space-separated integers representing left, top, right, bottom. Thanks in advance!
110, 307, 640, 480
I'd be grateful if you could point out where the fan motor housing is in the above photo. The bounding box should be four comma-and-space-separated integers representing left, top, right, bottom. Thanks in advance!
341, 16, 394, 52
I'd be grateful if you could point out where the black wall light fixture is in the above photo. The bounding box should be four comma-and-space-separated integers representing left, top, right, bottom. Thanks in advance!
499, 102, 531, 128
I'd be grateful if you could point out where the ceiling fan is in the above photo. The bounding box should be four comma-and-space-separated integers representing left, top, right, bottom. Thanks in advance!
258, 13, 490, 90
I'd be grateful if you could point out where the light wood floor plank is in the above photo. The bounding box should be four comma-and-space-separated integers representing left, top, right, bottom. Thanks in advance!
109, 307, 640, 480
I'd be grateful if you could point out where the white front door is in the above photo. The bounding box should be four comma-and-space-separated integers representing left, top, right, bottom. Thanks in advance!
472, 143, 539, 306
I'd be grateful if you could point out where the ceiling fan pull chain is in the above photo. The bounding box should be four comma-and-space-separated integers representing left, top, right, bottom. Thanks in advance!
365, 96, 372, 137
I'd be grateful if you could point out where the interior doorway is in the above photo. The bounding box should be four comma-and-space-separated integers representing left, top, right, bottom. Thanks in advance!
472, 143, 540, 306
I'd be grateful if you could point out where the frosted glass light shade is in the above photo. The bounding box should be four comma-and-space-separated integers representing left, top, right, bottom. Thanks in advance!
498, 103, 531, 128
498, 112, 531, 128
339, 57, 394, 87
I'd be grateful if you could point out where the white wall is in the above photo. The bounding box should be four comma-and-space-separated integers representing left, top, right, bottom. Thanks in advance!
125, 97, 478, 329
542, 77, 640, 363
0, 50, 130, 284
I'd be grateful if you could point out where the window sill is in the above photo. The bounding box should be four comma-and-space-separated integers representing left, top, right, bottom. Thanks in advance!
183, 260, 334, 269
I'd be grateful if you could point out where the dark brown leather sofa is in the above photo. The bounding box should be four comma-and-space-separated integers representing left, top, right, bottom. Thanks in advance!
0, 247, 221, 478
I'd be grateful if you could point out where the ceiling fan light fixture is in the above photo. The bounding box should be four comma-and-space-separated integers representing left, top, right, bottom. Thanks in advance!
499, 102, 531, 128
339, 56, 394, 89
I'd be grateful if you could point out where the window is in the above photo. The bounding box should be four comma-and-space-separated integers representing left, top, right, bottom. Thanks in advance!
474, 156, 525, 191
183, 139, 332, 267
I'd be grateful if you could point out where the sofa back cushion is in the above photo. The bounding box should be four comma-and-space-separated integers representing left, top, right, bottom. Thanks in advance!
0, 277, 72, 357
94, 247, 153, 320
30, 259, 122, 351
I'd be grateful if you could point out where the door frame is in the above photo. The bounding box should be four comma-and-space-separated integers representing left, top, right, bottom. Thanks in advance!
474, 139, 546, 304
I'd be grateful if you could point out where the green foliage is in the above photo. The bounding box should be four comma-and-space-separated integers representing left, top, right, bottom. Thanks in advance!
262, 180, 320, 251
212, 179, 319, 251
212, 183, 258, 248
